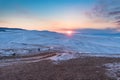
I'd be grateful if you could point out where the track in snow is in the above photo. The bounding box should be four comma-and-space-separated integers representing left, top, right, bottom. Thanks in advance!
0, 53, 58, 67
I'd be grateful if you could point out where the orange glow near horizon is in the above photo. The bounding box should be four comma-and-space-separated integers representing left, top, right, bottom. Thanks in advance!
0, 12, 116, 33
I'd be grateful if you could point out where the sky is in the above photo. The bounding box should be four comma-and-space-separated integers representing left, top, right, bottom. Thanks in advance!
0, 0, 116, 33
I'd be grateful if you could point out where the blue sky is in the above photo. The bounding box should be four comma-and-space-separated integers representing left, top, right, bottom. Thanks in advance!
0, 0, 96, 16
0, 0, 115, 33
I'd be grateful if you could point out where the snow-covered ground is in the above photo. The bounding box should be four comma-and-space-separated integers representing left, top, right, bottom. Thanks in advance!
0, 28, 120, 57
104, 63, 120, 80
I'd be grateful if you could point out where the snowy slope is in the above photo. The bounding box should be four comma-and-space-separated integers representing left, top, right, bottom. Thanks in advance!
0, 28, 120, 56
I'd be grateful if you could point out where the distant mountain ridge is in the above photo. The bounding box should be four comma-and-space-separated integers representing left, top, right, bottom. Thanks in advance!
76, 28, 120, 36
1, 27, 120, 36
0, 27, 26, 32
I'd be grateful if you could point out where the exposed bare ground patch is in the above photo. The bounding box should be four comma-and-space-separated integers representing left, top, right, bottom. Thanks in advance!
0, 56, 120, 80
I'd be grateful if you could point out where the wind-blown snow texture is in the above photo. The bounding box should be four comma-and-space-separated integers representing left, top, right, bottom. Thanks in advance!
0, 28, 120, 56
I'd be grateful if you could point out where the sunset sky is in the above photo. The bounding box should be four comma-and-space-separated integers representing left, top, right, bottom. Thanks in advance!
0, 0, 116, 33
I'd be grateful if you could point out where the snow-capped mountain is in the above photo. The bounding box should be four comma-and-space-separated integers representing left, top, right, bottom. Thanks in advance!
0, 27, 120, 56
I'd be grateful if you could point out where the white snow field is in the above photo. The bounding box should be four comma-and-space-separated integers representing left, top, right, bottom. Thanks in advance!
0, 28, 120, 56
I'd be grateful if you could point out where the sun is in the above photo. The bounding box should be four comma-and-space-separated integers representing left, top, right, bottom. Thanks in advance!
66, 31, 73, 36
